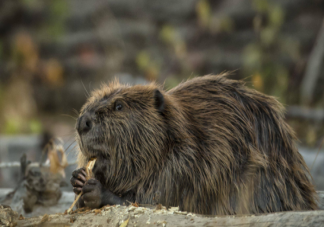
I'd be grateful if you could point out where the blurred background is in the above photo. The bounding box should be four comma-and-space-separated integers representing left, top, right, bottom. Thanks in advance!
0, 0, 324, 191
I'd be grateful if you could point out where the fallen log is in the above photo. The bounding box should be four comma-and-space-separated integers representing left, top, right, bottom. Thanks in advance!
1, 191, 324, 227
11, 204, 324, 227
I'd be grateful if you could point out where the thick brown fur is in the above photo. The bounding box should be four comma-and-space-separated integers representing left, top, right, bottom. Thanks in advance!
76, 74, 317, 215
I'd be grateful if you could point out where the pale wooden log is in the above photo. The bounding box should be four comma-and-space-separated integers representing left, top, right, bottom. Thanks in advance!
2, 191, 324, 227
12, 205, 324, 227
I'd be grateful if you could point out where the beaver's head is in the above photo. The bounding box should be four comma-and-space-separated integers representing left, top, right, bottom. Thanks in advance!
76, 81, 167, 191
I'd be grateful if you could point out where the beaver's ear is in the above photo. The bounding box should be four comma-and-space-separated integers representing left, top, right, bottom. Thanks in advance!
154, 89, 164, 112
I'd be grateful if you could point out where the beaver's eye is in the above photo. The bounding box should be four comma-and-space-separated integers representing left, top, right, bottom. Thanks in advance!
115, 101, 123, 111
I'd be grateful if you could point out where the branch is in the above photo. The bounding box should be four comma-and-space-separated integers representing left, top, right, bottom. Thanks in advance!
0, 161, 77, 169
286, 106, 324, 121
301, 18, 324, 104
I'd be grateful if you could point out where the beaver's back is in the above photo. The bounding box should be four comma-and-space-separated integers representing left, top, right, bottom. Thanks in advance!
164, 74, 317, 214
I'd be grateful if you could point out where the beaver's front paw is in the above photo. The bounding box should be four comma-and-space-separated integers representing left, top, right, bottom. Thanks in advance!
82, 178, 103, 209
70, 167, 87, 195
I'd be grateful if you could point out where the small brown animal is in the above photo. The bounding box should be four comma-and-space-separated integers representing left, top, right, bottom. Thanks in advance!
70, 74, 317, 214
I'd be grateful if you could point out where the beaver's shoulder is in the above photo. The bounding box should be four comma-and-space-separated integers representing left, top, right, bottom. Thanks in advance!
168, 74, 239, 92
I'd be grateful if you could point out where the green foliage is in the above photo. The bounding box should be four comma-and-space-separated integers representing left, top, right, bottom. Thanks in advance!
217, 16, 235, 33
196, 0, 235, 34
160, 25, 176, 45
4, 118, 20, 135
260, 27, 277, 46
36, 0, 68, 39
0, 0, 67, 135
196, 0, 212, 29
0, 41, 3, 60
252, 0, 269, 13
269, 5, 284, 28
136, 51, 160, 81
0, 84, 3, 106
160, 25, 187, 58
21, 0, 44, 9
50, 0, 68, 17
243, 0, 300, 102
29, 119, 42, 134
280, 37, 300, 61
136, 51, 151, 71
47, 0, 68, 37
243, 44, 262, 71
3, 118, 42, 134
165, 76, 182, 90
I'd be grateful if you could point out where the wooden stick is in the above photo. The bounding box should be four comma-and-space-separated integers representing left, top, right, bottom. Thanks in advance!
67, 158, 97, 213
67, 193, 82, 213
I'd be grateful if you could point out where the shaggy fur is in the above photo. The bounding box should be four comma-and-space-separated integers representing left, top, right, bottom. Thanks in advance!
76, 74, 317, 215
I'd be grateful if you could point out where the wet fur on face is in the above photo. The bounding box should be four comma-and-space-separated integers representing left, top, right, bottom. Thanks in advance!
77, 82, 168, 194
76, 74, 318, 214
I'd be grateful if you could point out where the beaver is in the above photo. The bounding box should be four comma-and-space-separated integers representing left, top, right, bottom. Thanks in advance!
70, 74, 317, 215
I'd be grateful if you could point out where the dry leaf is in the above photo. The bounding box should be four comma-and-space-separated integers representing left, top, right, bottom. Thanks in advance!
120, 218, 130, 227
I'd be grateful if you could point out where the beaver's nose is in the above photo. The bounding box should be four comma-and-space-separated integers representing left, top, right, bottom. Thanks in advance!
77, 112, 92, 135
